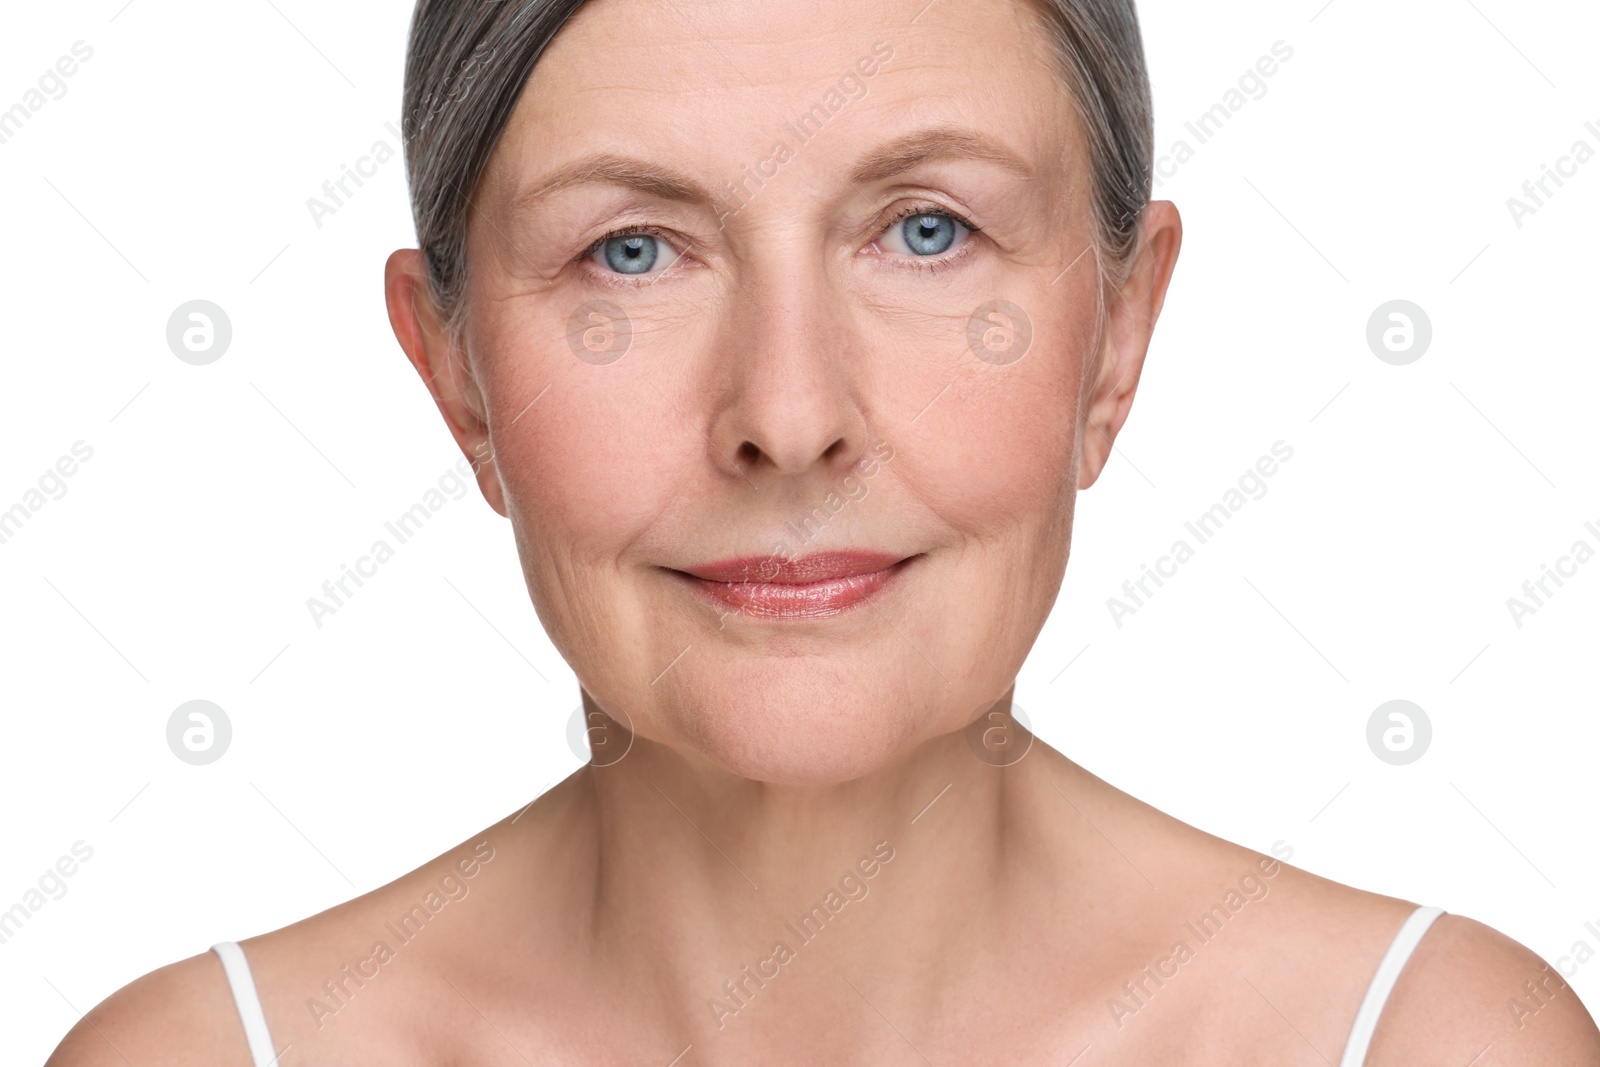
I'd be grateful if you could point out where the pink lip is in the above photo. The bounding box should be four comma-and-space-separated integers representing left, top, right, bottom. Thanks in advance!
672, 551, 914, 619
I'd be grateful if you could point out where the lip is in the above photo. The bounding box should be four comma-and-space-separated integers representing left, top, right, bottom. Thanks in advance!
671, 551, 915, 619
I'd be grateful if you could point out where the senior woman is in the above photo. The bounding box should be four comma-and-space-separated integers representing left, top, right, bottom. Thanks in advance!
49, 0, 1600, 1064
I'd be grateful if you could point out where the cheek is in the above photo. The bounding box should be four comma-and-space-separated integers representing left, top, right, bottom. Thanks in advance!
900, 301, 1090, 535
475, 308, 691, 566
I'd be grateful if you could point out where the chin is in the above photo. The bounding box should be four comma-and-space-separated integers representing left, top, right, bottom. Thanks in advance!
658, 661, 929, 785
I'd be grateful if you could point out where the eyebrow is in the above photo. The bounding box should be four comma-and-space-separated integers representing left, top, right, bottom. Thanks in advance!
512, 156, 709, 209
848, 125, 1035, 186
507, 125, 1034, 212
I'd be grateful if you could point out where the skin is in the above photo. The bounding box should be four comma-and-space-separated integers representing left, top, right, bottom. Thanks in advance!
48, 0, 1600, 1064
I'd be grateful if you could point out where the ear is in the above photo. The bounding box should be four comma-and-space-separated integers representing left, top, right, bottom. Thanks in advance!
1077, 200, 1183, 490
385, 249, 508, 517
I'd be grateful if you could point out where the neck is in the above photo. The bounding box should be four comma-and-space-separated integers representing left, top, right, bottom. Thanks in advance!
528, 690, 1118, 1046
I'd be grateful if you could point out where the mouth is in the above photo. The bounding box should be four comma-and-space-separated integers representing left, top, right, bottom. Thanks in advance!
668, 550, 917, 620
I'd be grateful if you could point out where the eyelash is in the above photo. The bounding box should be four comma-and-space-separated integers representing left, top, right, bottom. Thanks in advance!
577, 224, 684, 290
875, 202, 982, 275
575, 203, 983, 286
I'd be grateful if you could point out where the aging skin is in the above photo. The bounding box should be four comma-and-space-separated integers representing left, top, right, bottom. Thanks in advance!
46, 0, 1600, 1064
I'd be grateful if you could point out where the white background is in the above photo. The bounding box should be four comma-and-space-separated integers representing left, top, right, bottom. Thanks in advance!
1, 0, 1596, 1060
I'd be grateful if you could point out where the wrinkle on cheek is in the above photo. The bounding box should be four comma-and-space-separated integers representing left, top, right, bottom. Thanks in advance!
498, 415, 688, 676
855, 297, 973, 343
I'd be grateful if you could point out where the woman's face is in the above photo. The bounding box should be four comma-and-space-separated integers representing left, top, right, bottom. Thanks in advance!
395, 0, 1177, 783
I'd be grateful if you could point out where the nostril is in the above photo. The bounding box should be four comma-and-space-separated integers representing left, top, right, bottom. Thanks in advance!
735, 441, 762, 465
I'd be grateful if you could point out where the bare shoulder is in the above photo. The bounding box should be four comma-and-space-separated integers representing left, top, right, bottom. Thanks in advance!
1050, 756, 1443, 1054
44, 948, 250, 1067
1367, 912, 1600, 1065
1123, 812, 1600, 1064
44, 807, 535, 1067
203, 825, 519, 1065
1064, 755, 1600, 1064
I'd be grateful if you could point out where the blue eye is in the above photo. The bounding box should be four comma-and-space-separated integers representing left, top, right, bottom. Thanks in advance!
900, 213, 958, 256
601, 234, 660, 274
874, 210, 974, 260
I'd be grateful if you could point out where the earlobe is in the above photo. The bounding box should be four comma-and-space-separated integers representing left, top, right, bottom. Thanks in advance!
469, 438, 509, 518
1075, 201, 1184, 491
384, 248, 508, 517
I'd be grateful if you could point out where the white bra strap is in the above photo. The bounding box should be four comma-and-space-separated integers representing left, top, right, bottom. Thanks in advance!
1338, 905, 1445, 1066
211, 941, 282, 1067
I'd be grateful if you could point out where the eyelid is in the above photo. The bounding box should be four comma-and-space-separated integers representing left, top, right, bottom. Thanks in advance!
580, 224, 680, 264
572, 201, 980, 286
867, 202, 981, 268
879, 201, 980, 237
577, 225, 689, 287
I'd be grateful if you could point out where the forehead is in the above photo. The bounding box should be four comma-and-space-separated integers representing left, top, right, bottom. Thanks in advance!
481, 0, 1082, 207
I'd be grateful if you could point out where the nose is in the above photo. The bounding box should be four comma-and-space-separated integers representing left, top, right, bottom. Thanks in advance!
705, 262, 871, 480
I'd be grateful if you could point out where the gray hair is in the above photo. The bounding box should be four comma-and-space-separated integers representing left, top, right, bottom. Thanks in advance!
400, 0, 1154, 329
